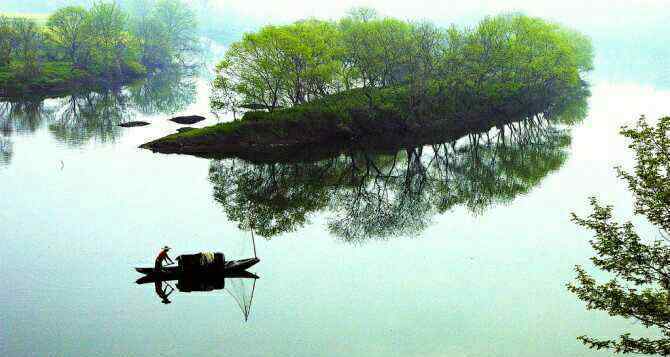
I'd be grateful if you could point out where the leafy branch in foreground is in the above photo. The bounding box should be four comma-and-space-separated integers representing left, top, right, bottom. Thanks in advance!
568, 116, 670, 355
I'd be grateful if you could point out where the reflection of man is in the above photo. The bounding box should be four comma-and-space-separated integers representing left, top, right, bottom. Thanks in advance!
155, 246, 174, 271
154, 281, 174, 304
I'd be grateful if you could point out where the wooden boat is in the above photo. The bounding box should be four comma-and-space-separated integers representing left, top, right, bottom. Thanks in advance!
135, 257, 260, 276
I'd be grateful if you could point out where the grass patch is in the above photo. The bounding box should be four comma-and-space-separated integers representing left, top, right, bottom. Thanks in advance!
0, 12, 49, 25
158, 86, 411, 142
0, 59, 147, 98
156, 89, 367, 142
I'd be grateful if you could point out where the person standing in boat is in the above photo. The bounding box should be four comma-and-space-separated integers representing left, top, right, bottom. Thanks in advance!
155, 246, 174, 271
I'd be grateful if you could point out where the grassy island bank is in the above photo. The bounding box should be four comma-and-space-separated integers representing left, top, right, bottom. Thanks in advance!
0, 0, 198, 97
141, 81, 589, 162
141, 11, 593, 160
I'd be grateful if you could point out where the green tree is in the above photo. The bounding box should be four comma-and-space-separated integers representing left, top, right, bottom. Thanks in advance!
210, 73, 242, 119
568, 116, 670, 355
0, 16, 15, 66
344, 7, 378, 23
45, 6, 88, 65
126, 0, 171, 68
339, 15, 413, 88
151, 0, 197, 63
405, 21, 445, 112
210, 10, 592, 120
212, 20, 342, 111
122, 0, 198, 67
84, 2, 136, 76
1, 1, 199, 96
10, 17, 43, 77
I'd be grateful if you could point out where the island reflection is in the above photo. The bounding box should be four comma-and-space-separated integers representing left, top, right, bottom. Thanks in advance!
209, 87, 588, 242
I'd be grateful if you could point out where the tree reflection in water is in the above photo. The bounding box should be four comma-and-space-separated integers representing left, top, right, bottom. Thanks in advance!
49, 89, 131, 146
207, 82, 590, 242
0, 135, 11, 167
0, 99, 55, 135
128, 66, 199, 116
209, 116, 573, 242
0, 65, 197, 146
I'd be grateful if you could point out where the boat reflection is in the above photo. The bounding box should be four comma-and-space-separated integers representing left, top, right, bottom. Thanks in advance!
136, 271, 259, 321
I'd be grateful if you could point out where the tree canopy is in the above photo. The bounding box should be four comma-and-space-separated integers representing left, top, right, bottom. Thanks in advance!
211, 11, 593, 114
0, 0, 199, 96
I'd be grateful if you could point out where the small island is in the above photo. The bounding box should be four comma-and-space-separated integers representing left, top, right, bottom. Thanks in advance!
141, 11, 593, 160
119, 121, 150, 128
0, 1, 198, 97
169, 115, 206, 125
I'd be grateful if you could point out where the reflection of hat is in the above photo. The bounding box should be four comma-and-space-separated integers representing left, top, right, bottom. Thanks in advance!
162, 246, 171, 251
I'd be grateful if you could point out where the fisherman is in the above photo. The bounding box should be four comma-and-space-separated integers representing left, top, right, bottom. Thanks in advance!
155, 246, 174, 271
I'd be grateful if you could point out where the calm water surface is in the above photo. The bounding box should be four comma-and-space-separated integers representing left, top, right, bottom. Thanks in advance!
1, 54, 670, 356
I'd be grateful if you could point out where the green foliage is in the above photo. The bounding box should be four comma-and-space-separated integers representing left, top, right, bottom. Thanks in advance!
45, 6, 88, 65
126, 0, 198, 68
172, 85, 413, 146
211, 10, 593, 131
339, 15, 414, 87
10, 17, 43, 78
436, 13, 593, 115
0, 1, 198, 97
214, 19, 344, 111
0, 16, 15, 66
84, 2, 134, 76
568, 116, 670, 355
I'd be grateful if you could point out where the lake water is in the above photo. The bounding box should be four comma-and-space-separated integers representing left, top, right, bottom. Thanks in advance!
2, 50, 670, 356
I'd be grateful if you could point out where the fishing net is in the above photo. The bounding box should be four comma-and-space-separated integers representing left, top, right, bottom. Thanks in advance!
225, 277, 257, 321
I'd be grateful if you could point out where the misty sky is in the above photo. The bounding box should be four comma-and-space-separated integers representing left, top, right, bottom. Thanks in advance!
216, 0, 669, 31
1, 0, 668, 35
